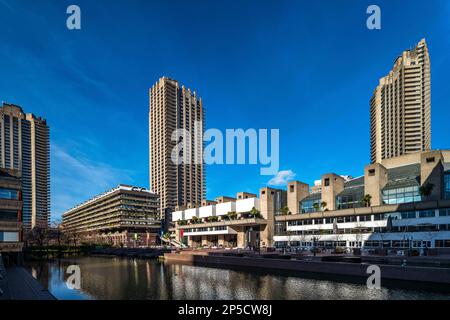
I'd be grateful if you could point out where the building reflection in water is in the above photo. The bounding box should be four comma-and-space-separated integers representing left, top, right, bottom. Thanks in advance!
25, 256, 450, 300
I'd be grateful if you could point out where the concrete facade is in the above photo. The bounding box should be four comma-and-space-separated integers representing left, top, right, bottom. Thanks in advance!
149, 77, 205, 219
62, 185, 160, 247
0, 103, 50, 229
0, 169, 23, 258
370, 39, 431, 163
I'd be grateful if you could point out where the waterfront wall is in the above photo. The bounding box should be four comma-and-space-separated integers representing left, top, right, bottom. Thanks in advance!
164, 252, 450, 285
0, 255, 11, 300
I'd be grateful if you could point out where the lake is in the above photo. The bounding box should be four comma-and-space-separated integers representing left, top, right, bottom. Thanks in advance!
24, 256, 450, 300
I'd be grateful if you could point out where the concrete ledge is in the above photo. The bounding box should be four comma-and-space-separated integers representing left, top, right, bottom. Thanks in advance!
0, 255, 11, 300
164, 252, 450, 285
5, 267, 56, 300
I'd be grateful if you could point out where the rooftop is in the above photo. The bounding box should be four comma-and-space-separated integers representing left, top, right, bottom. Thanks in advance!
63, 184, 156, 216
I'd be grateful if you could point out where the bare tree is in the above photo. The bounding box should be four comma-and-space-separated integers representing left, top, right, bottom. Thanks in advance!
67, 231, 81, 247
50, 219, 64, 247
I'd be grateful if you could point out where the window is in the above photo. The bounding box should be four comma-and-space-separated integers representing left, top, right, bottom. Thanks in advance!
301, 199, 321, 213
324, 178, 330, 187
336, 190, 364, 210
344, 216, 357, 223
426, 157, 435, 163
0, 188, 19, 200
290, 185, 294, 192
445, 173, 450, 200
382, 186, 421, 205
368, 169, 376, 176
401, 211, 416, 219
440, 208, 450, 217
0, 211, 18, 221
418, 210, 435, 218
435, 240, 450, 248
359, 215, 372, 222
0, 231, 19, 242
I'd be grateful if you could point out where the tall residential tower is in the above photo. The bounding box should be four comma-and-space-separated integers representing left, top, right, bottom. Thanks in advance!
149, 77, 205, 218
370, 39, 431, 163
0, 103, 50, 229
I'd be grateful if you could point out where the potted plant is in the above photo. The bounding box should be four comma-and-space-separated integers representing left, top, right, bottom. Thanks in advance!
419, 183, 434, 201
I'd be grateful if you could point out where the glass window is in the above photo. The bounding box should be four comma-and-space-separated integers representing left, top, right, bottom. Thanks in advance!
418, 210, 435, 218
435, 240, 450, 248
445, 173, 450, 200
0, 231, 19, 242
439, 208, 450, 217
0, 188, 19, 200
336, 189, 364, 210
359, 215, 372, 222
301, 199, 321, 213
382, 186, 421, 205
401, 211, 416, 219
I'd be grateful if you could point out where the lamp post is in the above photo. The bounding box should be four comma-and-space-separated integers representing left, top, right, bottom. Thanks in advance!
312, 236, 317, 257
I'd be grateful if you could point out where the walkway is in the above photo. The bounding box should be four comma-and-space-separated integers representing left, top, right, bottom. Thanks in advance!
6, 267, 55, 300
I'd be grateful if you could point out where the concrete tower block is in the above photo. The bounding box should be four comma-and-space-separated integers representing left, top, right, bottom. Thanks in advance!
321, 174, 345, 211
287, 181, 310, 215
259, 187, 276, 247
364, 163, 388, 206
420, 151, 444, 201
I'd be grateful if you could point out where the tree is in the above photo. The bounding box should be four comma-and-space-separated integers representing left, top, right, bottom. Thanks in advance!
29, 227, 48, 247
191, 216, 200, 224
67, 231, 81, 247
419, 183, 434, 200
362, 194, 372, 207
312, 202, 320, 212
279, 206, 291, 216
50, 219, 65, 247
226, 211, 237, 220
249, 207, 261, 218
205, 216, 219, 223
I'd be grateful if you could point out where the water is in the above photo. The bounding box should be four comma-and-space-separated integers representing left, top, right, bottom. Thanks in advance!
24, 256, 450, 300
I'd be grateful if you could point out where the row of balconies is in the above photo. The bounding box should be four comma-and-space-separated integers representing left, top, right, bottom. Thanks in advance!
0, 221, 21, 231
173, 198, 260, 222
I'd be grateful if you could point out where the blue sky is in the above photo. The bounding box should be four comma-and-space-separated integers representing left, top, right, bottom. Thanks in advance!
0, 0, 449, 221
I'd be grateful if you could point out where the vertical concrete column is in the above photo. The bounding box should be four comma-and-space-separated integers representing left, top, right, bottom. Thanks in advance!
287, 181, 310, 214
321, 173, 345, 211
420, 151, 444, 200
175, 225, 181, 242
237, 229, 245, 248
259, 187, 275, 247
364, 163, 388, 206
218, 234, 225, 247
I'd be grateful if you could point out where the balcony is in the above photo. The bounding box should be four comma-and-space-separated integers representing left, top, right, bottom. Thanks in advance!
177, 217, 267, 230
0, 242, 23, 252
0, 198, 22, 210
236, 198, 260, 213
0, 221, 21, 231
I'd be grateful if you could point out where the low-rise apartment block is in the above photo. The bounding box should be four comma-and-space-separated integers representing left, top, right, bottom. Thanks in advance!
173, 150, 450, 253
173, 189, 286, 248
62, 185, 160, 247
0, 169, 23, 264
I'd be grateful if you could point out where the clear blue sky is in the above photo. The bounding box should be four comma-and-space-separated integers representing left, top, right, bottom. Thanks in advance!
0, 0, 449, 221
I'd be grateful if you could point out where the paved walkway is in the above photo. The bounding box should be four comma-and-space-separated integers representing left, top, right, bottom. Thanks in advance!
6, 267, 55, 300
